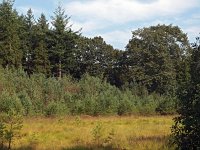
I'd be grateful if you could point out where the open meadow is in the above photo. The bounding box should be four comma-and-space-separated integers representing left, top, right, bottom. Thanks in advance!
12, 116, 175, 150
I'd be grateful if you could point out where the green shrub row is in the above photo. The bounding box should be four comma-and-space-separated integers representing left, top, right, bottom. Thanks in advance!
0, 67, 177, 116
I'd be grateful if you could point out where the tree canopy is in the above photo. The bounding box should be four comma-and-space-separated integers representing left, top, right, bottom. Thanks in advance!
123, 25, 191, 95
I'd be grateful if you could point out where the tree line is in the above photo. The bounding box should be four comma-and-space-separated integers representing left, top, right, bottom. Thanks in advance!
0, 0, 192, 95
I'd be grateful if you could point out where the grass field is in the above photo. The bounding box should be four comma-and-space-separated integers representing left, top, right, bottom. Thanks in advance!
12, 116, 175, 150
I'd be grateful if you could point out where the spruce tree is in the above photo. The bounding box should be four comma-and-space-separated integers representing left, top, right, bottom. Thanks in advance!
20, 9, 36, 75
32, 13, 50, 75
49, 5, 79, 78
0, 0, 22, 68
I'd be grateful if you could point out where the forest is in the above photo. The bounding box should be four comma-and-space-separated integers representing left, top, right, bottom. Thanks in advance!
0, 0, 199, 149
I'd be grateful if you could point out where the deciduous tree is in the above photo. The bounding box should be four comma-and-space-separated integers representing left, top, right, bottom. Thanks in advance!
124, 24, 190, 94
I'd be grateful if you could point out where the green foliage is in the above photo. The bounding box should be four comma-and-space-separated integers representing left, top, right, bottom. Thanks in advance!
75, 36, 116, 78
78, 74, 119, 115
0, 90, 24, 114
117, 95, 133, 116
0, 68, 177, 116
1, 0, 199, 148
124, 24, 190, 95
172, 38, 200, 149
0, 0, 22, 68
18, 91, 33, 116
20, 9, 36, 75
45, 101, 68, 117
0, 117, 5, 148
156, 96, 177, 115
45, 101, 59, 117
0, 110, 23, 150
49, 5, 79, 78
0, 1, 184, 117
32, 13, 50, 75
172, 84, 200, 149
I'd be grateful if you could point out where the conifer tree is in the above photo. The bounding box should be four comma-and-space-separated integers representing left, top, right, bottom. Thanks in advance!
32, 13, 50, 75
20, 8, 36, 75
49, 5, 79, 78
0, 0, 22, 68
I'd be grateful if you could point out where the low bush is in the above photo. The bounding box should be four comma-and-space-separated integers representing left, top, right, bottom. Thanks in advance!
0, 68, 177, 116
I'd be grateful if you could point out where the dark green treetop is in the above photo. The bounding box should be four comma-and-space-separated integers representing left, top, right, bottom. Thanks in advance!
124, 24, 191, 94
0, 0, 22, 68
32, 13, 50, 75
49, 5, 79, 78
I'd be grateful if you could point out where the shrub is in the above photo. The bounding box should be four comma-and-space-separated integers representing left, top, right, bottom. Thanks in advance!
0, 68, 177, 116
45, 101, 68, 117
0, 110, 23, 150
0, 91, 24, 114
0, 118, 5, 149
117, 98, 133, 116
156, 96, 177, 115
171, 84, 200, 149
18, 91, 33, 116
45, 101, 59, 117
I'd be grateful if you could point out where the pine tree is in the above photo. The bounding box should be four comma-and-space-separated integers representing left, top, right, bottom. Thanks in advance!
0, 0, 22, 68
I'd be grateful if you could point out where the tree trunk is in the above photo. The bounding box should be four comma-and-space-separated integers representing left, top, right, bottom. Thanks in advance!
8, 139, 11, 150
8, 124, 13, 150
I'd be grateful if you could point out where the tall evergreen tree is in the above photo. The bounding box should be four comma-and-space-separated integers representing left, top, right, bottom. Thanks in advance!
32, 13, 50, 75
0, 0, 22, 68
20, 8, 36, 75
49, 5, 79, 78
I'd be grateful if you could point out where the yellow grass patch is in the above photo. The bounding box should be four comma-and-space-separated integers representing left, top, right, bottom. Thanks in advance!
13, 116, 174, 150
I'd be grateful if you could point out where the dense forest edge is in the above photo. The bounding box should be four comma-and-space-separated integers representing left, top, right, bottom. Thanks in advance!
0, 0, 200, 149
